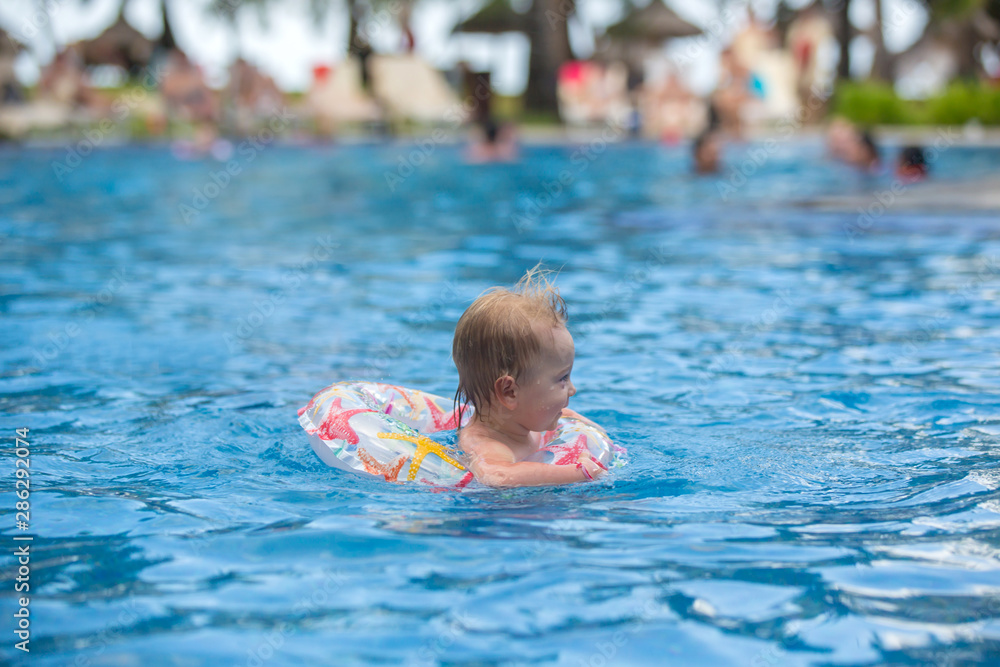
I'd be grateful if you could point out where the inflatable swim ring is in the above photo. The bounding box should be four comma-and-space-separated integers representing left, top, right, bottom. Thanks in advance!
298, 381, 625, 487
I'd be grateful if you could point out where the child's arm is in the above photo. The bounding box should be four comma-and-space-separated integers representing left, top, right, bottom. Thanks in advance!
465, 441, 605, 488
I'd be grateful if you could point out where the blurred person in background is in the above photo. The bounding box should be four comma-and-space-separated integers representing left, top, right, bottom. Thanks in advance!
692, 129, 722, 174
854, 130, 880, 172
648, 69, 701, 144
785, 2, 834, 119
225, 58, 284, 135
826, 117, 856, 161
711, 48, 751, 137
897, 145, 928, 182
162, 49, 218, 127
38, 48, 100, 111
162, 49, 224, 157
827, 119, 880, 173
466, 117, 518, 163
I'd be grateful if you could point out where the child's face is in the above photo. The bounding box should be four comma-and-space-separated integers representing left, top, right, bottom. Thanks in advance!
514, 324, 576, 432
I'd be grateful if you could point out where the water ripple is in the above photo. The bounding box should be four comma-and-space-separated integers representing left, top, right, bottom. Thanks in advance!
1, 144, 999, 665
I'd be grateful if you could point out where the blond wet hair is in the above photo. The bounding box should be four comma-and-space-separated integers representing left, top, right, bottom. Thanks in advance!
453, 266, 567, 423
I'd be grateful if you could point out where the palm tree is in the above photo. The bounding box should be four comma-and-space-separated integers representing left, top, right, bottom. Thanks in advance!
919, 0, 998, 78
77, 0, 178, 53
300, 0, 415, 55
452, 0, 574, 116
830, 0, 853, 79
158, 0, 177, 51
871, 0, 892, 81
524, 0, 574, 116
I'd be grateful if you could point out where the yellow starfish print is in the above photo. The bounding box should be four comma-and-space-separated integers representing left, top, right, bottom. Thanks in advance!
377, 432, 465, 481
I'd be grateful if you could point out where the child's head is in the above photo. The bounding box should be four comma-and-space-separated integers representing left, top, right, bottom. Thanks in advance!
851, 129, 879, 170
693, 130, 721, 174
897, 145, 927, 181
453, 267, 575, 428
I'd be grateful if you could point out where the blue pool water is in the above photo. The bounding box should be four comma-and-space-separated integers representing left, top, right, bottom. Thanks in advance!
2, 139, 1000, 666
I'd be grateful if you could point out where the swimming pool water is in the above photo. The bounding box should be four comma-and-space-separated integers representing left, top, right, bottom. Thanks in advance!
2, 140, 1000, 666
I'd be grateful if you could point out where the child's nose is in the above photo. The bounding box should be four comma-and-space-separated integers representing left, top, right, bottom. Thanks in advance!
568, 380, 577, 397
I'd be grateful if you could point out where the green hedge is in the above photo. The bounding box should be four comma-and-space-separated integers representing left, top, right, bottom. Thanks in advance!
832, 80, 1000, 125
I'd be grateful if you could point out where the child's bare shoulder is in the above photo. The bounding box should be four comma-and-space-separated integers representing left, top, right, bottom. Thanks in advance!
459, 425, 516, 466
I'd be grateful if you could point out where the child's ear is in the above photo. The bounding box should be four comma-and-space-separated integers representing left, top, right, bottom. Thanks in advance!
494, 375, 518, 410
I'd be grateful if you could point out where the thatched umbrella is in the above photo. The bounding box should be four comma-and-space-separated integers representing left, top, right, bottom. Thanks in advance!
604, 1, 702, 44
451, 0, 528, 35
451, 0, 531, 121
598, 0, 702, 74
76, 12, 155, 73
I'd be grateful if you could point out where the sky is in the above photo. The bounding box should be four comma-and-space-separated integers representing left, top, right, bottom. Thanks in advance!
0, 0, 929, 95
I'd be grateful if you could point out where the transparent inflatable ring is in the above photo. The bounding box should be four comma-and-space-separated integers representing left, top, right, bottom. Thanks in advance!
299, 381, 626, 487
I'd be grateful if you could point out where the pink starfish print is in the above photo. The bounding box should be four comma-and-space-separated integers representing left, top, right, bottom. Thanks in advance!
547, 434, 590, 466
424, 397, 462, 431
309, 397, 376, 445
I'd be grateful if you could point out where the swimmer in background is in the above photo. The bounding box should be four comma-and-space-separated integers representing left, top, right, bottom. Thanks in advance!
826, 119, 880, 173
896, 145, 928, 182
465, 118, 518, 163
825, 117, 856, 162
692, 130, 723, 174
453, 268, 607, 487
852, 130, 881, 173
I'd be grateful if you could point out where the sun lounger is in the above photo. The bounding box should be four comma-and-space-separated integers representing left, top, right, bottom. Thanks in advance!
308, 58, 382, 126
369, 55, 459, 123
0, 100, 73, 138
